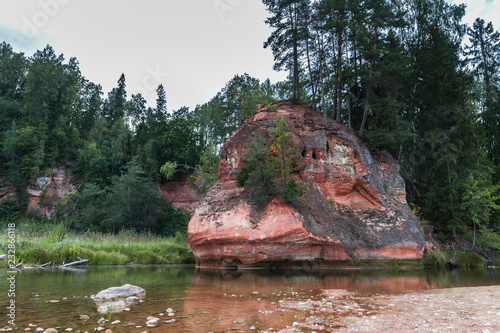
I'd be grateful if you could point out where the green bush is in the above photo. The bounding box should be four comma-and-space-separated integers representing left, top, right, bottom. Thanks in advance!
422, 249, 447, 268
456, 251, 484, 268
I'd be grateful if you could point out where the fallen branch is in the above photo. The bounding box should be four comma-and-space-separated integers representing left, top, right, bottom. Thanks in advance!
13, 262, 23, 268
62, 257, 88, 267
40, 262, 52, 268
0, 254, 6, 260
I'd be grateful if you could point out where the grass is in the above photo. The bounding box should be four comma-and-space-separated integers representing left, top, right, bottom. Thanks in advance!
455, 251, 485, 268
0, 227, 194, 267
422, 249, 448, 268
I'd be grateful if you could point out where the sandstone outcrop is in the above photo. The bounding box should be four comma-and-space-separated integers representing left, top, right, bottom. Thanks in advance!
160, 172, 199, 214
0, 166, 75, 218
188, 100, 426, 268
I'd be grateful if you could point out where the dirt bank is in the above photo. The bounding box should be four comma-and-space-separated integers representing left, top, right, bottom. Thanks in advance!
274, 285, 500, 333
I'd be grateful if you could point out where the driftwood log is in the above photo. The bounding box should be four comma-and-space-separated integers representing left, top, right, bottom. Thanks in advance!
0, 254, 6, 260
62, 257, 89, 267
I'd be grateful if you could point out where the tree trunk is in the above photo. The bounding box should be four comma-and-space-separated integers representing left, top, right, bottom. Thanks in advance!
290, 3, 300, 101
359, 84, 371, 137
336, 27, 343, 123
305, 37, 316, 109
316, 28, 328, 129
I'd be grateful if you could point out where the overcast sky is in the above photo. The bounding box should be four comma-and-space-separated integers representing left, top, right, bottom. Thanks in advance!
0, 0, 498, 112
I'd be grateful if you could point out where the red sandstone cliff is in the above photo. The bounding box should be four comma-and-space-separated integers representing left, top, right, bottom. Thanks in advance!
188, 100, 426, 268
160, 172, 199, 214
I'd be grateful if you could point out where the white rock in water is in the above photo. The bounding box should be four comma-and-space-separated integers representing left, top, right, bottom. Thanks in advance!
97, 300, 126, 314
94, 284, 145, 300
146, 319, 158, 326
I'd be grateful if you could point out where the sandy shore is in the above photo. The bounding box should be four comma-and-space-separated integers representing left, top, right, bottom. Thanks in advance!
274, 285, 500, 333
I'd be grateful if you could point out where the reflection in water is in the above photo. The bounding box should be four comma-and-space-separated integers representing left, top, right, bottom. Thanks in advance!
0, 266, 498, 332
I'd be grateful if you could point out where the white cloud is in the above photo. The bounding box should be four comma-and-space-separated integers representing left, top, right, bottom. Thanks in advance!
449, 0, 500, 29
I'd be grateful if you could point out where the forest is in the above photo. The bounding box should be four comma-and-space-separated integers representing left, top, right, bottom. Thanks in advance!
0, 0, 499, 253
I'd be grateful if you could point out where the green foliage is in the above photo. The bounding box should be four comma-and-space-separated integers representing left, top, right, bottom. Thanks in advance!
160, 161, 178, 180
194, 74, 277, 148
239, 115, 305, 208
47, 222, 68, 242
239, 133, 277, 208
422, 250, 448, 269
455, 251, 485, 268
461, 174, 500, 230
1, 230, 193, 266
187, 143, 219, 194
324, 197, 335, 205
70, 163, 190, 236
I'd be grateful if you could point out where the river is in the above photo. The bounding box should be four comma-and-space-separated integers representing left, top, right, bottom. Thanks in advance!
1, 266, 499, 332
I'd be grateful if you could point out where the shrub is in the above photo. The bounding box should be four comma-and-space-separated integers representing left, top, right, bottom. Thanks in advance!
422, 249, 447, 268
456, 251, 484, 268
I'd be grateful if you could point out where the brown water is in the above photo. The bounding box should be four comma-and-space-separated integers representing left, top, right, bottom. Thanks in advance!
1, 266, 499, 332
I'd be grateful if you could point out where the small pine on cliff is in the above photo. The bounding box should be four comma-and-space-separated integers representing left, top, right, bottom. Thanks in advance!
188, 100, 426, 268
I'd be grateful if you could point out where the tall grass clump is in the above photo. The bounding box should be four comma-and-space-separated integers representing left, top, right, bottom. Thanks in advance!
422, 249, 447, 269
455, 251, 485, 268
0, 225, 194, 267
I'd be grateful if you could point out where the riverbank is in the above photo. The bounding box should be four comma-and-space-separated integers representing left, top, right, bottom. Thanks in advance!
273, 285, 500, 332
0, 229, 194, 267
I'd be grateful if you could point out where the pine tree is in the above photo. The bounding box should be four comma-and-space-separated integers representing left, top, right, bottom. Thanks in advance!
465, 18, 500, 167
263, 0, 311, 101
155, 84, 167, 117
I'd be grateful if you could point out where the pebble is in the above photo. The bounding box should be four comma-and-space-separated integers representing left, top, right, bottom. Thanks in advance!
250, 326, 256, 330
111, 320, 121, 324
36, 329, 44, 332
166, 308, 174, 313
43, 329, 58, 333
168, 312, 175, 317
165, 319, 176, 323
96, 328, 104, 332
146, 318, 159, 326
79, 315, 89, 321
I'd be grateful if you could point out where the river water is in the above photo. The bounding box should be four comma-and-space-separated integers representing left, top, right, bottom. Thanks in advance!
1, 266, 499, 332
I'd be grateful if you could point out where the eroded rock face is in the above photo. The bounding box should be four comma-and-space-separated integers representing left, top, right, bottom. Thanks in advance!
188, 100, 425, 268
160, 172, 199, 214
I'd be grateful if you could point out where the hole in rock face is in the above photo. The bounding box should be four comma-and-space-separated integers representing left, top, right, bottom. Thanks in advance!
301, 150, 306, 158
312, 151, 317, 160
